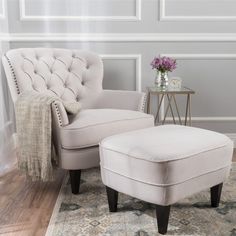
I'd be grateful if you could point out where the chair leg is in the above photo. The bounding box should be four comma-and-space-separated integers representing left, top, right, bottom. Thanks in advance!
211, 183, 223, 207
69, 170, 81, 194
106, 186, 118, 212
156, 205, 171, 235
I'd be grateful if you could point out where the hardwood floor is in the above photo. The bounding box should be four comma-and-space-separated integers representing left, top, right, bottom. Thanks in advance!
0, 149, 235, 236
0, 169, 64, 236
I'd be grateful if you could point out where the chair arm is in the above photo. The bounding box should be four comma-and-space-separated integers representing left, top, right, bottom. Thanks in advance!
51, 100, 69, 127
94, 90, 146, 112
51, 101, 69, 160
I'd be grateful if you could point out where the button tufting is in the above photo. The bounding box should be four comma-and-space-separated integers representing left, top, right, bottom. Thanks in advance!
6, 49, 104, 103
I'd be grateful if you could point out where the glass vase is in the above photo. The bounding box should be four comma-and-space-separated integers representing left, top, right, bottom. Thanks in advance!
155, 71, 169, 89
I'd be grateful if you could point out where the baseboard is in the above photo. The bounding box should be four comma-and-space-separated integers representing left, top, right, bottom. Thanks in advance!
225, 133, 236, 148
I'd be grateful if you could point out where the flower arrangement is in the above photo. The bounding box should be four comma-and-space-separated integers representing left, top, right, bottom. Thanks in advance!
151, 56, 177, 73
151, 56, 177, 88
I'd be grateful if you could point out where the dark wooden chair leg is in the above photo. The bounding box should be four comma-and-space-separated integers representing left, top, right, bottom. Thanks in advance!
211, 183, 223, 207
106, 186, 118, 212
69, 170, 81, 194
156, 205, 171, 235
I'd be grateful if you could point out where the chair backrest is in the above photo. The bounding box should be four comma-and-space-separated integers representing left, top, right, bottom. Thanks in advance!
2, 48, 104, 108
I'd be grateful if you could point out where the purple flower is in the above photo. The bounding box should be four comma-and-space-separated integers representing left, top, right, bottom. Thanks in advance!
151, 56, 177, 72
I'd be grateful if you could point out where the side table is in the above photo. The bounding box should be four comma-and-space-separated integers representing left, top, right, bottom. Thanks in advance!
147, 87, 195, 126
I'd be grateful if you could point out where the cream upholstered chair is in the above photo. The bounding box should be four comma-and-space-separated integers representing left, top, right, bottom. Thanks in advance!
2, 48, 154, 194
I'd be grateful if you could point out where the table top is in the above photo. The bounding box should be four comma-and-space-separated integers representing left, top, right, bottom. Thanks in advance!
147, 86, 195, 94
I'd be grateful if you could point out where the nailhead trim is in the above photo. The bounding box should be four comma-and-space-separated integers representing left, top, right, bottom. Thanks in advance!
5, 55, 20, 95
141, 93, 147, 112
53, 101, 63, 127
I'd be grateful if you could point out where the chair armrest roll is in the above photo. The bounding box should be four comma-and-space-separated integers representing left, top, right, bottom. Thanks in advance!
94, 90, 146, 112
51, 100, 69, 127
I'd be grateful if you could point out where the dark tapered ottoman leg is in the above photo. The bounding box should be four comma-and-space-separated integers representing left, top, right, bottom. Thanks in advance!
156, 205, 171, 235
69, 170, 81, 194
211, 183, 223, 207
106, 186, 118, 212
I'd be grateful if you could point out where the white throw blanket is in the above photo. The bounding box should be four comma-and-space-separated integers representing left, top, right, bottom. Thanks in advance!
15, 92, 81, 181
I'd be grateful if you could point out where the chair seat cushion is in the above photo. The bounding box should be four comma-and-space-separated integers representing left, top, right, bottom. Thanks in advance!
100, 125, 233, 205
60, 109, 154, 149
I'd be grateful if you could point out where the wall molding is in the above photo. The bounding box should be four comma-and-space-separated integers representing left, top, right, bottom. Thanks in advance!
19, 0, 141, 21
2, 33, 236, 42
159, 0, 236, 22
161, 54, 236, 60
166, 117, 236, 122
162, 54, 236, 122
0, 0, 5, 19
100, 54, 142, 92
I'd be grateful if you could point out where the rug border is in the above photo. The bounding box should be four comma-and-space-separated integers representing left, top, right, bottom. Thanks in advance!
45, 174, 68, 236
45, 163, 236, 236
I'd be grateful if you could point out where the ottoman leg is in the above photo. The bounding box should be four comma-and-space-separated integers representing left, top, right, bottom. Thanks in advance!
211, 183, 223, 207
69, 170, 81, 194
106, 186, 118, 212
156, 205, 171, 235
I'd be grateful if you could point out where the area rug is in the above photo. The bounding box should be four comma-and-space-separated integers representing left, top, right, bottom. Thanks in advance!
46, 164, 236, 236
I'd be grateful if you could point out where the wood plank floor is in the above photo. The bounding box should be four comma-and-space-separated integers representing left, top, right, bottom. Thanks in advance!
0, 150, 235, 236
0, 169, 64, 236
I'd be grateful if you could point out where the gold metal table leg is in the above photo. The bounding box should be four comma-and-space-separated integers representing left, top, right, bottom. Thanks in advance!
155, 94, 164, 124
162, 95, 173, 125
157, 95, 160, 123
188, 94, 192, 126
185, 94, 190, 126
147, 92, 151, 114
173, 95, 182, 125
167, 94, 176, 124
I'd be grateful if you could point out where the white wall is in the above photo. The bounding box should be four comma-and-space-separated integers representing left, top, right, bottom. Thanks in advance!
1, 0, 236, 137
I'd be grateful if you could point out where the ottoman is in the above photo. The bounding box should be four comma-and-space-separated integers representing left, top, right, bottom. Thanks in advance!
99, 125, 233, 235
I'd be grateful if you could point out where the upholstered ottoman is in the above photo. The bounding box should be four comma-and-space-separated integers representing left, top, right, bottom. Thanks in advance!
99, 125, 233, 234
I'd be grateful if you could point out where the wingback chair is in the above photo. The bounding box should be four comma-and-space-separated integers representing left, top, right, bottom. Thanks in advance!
2, 48, 154, 194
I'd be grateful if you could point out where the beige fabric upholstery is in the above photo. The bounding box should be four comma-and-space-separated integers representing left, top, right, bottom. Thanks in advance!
3, 48, 103, 103
60, 146, 100, 170
100, 125, 233, 206
2, 48, 154, 170
94, 90, 146, 111
61, 109, 154, 149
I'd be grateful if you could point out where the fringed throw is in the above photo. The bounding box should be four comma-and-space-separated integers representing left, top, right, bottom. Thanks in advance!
15, 91, 81, 181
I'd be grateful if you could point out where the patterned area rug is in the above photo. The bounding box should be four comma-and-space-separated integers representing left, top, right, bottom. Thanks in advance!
46, 164, 236, 236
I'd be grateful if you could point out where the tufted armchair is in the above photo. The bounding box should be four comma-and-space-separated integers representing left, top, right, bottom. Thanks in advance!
2, 48, 154, 194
